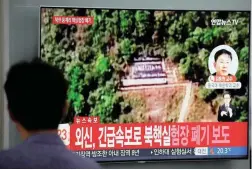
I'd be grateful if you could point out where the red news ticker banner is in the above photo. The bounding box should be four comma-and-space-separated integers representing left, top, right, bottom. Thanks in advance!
52, 16, 94, 25
67, 119, 248, 151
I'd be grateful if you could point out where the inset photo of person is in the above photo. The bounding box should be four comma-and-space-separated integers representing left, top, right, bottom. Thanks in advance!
208, 45, 239, 77
217, 91, 237, 122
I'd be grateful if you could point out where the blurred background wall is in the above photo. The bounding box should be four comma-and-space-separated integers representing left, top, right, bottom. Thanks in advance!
0, 0, 251, 168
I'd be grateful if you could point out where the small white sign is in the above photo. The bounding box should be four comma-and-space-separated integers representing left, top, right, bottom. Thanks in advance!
194, 147, 208, 156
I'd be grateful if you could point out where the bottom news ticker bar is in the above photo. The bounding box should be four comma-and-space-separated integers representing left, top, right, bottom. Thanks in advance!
74, 146, 247, 162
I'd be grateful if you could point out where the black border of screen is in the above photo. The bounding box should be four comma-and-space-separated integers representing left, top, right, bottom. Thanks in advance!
39, 6, 250, 163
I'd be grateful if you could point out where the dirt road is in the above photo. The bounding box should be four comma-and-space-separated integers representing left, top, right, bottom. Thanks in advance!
178, 82, 193, 122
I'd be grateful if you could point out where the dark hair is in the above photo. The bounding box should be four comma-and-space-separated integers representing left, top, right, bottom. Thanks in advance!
214, 49, 232, 61
4, 60, 68, 131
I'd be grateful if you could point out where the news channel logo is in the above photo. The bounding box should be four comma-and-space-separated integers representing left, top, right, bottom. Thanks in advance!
211, 19, 239, 26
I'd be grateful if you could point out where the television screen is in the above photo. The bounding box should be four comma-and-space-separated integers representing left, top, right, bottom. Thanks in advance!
40, 7, 249, 162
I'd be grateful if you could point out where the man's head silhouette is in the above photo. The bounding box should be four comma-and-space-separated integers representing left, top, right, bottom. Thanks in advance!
4, 59, 69, 139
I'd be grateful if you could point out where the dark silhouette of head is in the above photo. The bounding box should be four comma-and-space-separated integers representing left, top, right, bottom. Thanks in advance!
4, 59, 68, 132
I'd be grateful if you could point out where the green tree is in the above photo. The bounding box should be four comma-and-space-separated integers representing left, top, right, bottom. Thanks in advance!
67, 64, 85, 114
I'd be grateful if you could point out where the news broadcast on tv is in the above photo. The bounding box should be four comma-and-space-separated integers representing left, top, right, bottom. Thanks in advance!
40, 7, 249, 162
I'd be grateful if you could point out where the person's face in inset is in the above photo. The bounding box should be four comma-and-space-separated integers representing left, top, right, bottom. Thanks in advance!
223, 94, 231, 106
214, 54, 232, 76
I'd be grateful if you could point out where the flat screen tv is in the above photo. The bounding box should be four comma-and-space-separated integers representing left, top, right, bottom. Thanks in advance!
40, 7, 250, 162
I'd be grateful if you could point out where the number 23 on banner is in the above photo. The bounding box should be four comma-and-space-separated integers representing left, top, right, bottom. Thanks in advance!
58, 124, 70, 146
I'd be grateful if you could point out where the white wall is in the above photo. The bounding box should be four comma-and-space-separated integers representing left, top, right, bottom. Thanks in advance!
0, 0, 251, 168
0, 0, 10, 150
0, 0, 3, 150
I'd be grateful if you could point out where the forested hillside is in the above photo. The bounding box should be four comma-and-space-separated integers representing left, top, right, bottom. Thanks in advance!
41, 8, 249, 123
